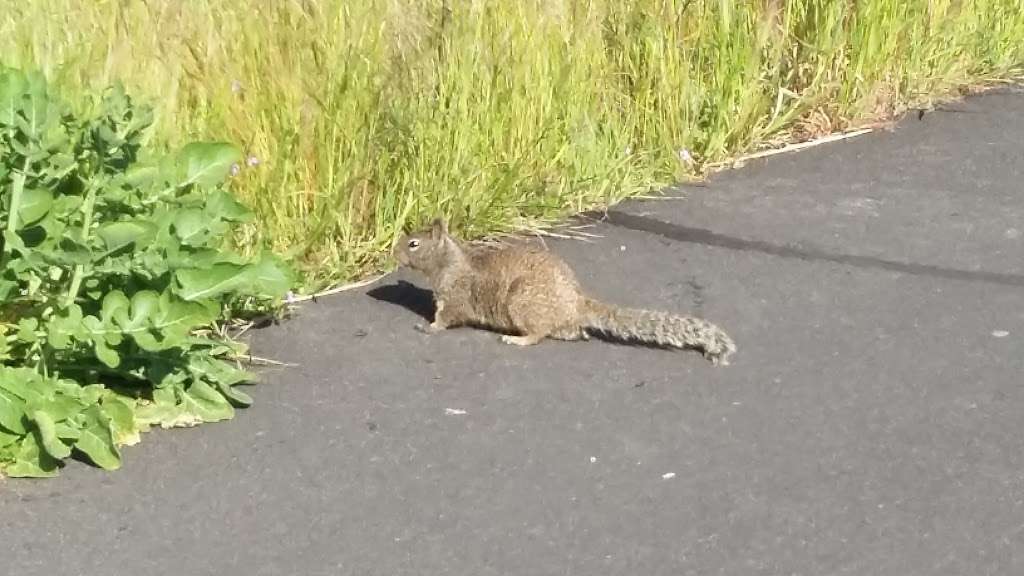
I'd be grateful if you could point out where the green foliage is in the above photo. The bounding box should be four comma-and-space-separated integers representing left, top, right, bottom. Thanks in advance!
2, 0, 1020, 288
0, 67, 293, 477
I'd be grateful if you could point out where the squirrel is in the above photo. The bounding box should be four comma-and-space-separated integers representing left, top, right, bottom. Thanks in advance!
392, 218, 736, 365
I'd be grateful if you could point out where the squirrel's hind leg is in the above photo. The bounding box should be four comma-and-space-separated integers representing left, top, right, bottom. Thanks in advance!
503, 282, 572, 346
549, 325, 589, 341
501, 333, 545, 346
502, 324, 587, 345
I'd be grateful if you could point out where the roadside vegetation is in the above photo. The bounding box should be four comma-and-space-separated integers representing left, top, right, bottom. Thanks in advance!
0, 68, 292, 476
5, 0, 1021, 289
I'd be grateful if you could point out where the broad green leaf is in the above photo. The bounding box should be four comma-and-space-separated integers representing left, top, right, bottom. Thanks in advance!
123, 163, 160, 188
26, 394, 86, 423
116, 290, 158, 331
102, 394, 140, 446
204, 189, 253, 222
77, 384, 105, 407
163, 249, 240, 274
82, 313, 123, 347
43, 151, 76, 181
102, 290, 214, 351
76, 311, 123, 366
17, 188, 53, 225
30, 410, 71, 459
95, 82, 152, 147
129, 330, 163, 352
50, 194, 83, 216
94, 339, 120, 368
214, 380, 253, 407
174, 263, 249, 301
171, 207, 210, 245
73, 405, 121, 470
0, 428, 19, 449
0, 443, 13, 467
135, 387, 199, 428
16, 317, 38, 343
100, 290, 131, 325
158, 291, 217, 335
0, 388, 26, 434
192, 355, 252, 387
55, 235, 94, 266
174, 255, 291, 301
190, 355, 254, 407
0, 367, 49, 402
246, 255, 294, 298
4, 432, 60, 478
53, 421, 81, 441
0, 67, 27, 126
178, 142, 242, 187
0, 279, 18, 302
3, 227, 26, 255
181, 380, 234, 422
46, 304, 86, 349
19, 70, 53, 140
96, 220, 158, 254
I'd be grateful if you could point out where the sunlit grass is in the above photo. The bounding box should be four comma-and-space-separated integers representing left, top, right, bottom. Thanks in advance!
4, 0, 1023, 288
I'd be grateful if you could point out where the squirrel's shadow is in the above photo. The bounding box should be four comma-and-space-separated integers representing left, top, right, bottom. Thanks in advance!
367, 281, 436, 321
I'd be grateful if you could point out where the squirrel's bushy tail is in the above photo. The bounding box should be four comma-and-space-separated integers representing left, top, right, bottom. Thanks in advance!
582, 299, 736, 365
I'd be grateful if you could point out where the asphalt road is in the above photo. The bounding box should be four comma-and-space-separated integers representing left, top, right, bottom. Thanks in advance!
2, 88, 1023, 576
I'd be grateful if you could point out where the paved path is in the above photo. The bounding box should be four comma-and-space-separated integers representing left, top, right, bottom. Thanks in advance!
3, 89, 1023, 576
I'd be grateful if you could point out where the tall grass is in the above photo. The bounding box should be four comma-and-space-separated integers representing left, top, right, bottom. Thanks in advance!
4, 0, 1023, 287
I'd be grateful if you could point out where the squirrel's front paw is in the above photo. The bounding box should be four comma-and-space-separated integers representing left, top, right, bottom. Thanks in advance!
415, 321, 445, 334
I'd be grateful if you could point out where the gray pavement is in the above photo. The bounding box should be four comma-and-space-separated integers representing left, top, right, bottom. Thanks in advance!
3, 89, 1023, 576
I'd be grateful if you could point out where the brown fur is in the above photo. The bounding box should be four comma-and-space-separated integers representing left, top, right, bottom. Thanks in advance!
393, 219, 736, 365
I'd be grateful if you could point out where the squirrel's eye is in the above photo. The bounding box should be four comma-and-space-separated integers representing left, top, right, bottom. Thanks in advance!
407, 239, 420, 250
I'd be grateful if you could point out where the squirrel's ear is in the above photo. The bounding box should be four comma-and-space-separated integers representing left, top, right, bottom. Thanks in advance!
431, 218, 448, 239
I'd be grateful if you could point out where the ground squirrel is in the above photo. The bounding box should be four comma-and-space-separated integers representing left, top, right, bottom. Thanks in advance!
393, 219, 736, 365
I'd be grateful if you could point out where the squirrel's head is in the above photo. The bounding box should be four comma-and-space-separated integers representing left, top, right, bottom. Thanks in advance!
393, 218, 456, 272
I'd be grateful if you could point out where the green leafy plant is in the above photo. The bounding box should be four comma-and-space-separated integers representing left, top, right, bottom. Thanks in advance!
0, 67, 293, 477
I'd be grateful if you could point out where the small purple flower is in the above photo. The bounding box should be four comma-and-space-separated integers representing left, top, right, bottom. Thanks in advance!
230, 163, 241, 177
284, 290, 296, 304
230, 79, 243, 94
246, 155, 260, 167
678, 148, 693, 164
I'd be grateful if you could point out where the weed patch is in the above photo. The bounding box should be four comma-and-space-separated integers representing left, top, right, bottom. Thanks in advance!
0, 68, 292, 476
3, 1, 1022, 288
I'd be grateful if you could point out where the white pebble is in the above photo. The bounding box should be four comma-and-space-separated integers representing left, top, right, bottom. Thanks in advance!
662, 472, 676, 480
445, 408, 467, 415
991, 330, 1010, 338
